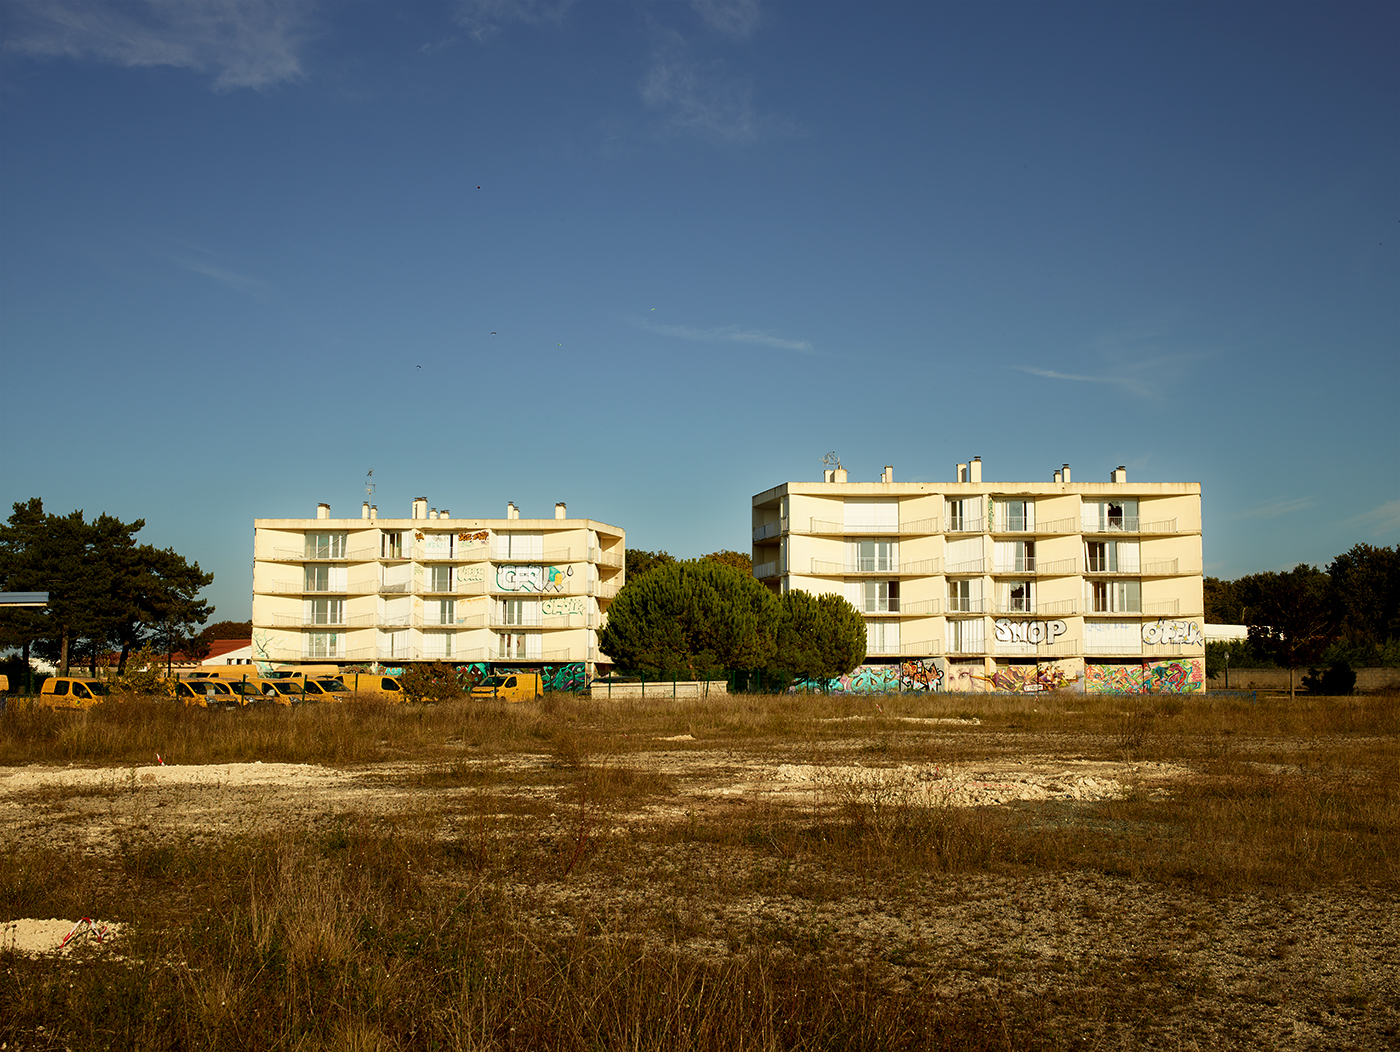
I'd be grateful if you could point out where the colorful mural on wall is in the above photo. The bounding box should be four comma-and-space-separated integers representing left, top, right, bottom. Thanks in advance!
1085, 659, 1205, 694
793, 659, 947, 694
494, 564, 574, 593
986, 661, 1083, 693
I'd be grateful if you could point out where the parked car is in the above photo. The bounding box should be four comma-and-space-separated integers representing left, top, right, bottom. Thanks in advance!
39, 677, 111, 709
262, 677, 350, 704
470, 672, 543, 703
175, 679, 241, 708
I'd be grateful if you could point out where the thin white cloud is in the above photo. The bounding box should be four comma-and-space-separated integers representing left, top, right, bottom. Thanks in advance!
4, 0, 312, 91
454, 0, 572, 43
1236, 496, 1319, 520
162, 248, 271, 299
1345, 499, 1400, 537
691, 0, 763, 40
1014, 365, 1151, 397
628, 316, 813, 354
1015, 318, 1214, 400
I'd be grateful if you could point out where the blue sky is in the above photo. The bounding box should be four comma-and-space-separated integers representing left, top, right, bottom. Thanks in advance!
2, 0, 1396, 623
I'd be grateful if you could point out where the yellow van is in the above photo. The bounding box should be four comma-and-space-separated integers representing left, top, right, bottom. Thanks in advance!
39, 677, 110, 709
188, 665, 261, 681
470, 672, 543, 703
262, 677, 351, 704
270, 665, 341, 680
338, 673, 405, 700
175, 678, 241, 708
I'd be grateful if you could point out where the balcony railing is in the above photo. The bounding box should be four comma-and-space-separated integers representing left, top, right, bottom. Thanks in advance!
1036, 558, 1080, 576
993, 601, 1037, 615
944, 517, 985, 533
866, 640, 943, 656
898, 598, 940, 616
805, 517, 938, 536
997, 639, 1080, 657
1143, 599, 1180, 616
991, 558, 1036, 574
591, 548, 624, 569
1085, 562, 1140, 575
1087, 604, 1143, 616
944, 639, 987, 655
809, 558, 939, 576
1142, 559, 1180, 575
752, 520, 783, 543
946, 597, 989, 614
1033, 517, 1079, 535
857, 599, 901, 614
945, 558, 989, 575
488, 546, 575, 563
1036, 598, 1079, 616
754, 561, 780, 579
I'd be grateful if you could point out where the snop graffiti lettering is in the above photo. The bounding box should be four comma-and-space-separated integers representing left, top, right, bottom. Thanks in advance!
993, 619, 1067, 645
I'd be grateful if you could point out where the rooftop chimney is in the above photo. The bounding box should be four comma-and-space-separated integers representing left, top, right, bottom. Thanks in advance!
429, 508, 438, 520
1061, 464, 1071, 484
370, 505, 378, 520
957, 462, 968, 483
361, 502, 370, 519
1112, 465, 1127, 484
882, 465, 894, 483
316, 502, 330, 520
824, 469, 835, 483
1053, 470, 1063, 483
555, 502, 567, 520
970, 457, 982, 484
834, 467, 848, 483
439, 509, 449, 519
507, 502, 518, 520
412, 497, 427, 519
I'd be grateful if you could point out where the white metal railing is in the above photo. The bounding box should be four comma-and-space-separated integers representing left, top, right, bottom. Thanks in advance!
489, 546, 574, 563
945, 640, 987, 655
1142, 559, 1179, 575
858, 599, 901, 614
945, 558, 989, 575
865, 640, 942, 656
1082, 517, 1179, 535
1140, 519, 1179, 534
1085, 561, 1139, 575
1085, 643, 1143, 655
1143, 599, 1180, 616
272, 614, 348, 628
1037, 558, 1079, 576
754, 561, 779, 579
752, 521, 782, 542
992, 558, 1036, 574
592, 548, 624, 569
994, 602, 1037, 615
257, 581, 318, 595
1033, 517, 1079, 535
1037, 598, 1079, 616
944, 517, 985, 533
1088, 604, 1143, 616
805, 517, 938, 536
899, 598, 940, 616
809, 558, 939, 576
946, 598, 989, 614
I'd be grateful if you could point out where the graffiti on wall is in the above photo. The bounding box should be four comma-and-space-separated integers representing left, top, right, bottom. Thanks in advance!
495, 564, 574, 593
993, 618, 1068, 645
1142, 620, 1203, 646
1085, 659, 1204, 694
457, 566, 486, 583
987, 661, 1082, 693
795, 659, 946, 693
899, 659, 944, 691
542, 596, 585, 617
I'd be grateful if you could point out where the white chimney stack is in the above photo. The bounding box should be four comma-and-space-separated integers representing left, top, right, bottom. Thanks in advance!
1112, 466, 1127, 483
412, 497, 428, 519
956, 462, 968, 483
834, 467, 848, 483
1061, 464, 1071, 483
370, 505, 378, 520
1053, 470, 1063, 483
555, 502, 566, 520
361, 502, 370, 519
970, 457, 982, 483
316, 502, 330, 520
439, 509, 449, 519
507, 502, 518, 520
882, 465, 894, 483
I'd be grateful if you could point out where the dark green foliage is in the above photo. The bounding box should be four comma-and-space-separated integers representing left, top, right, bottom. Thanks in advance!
399, 662, 466, 703
1327, 544, 1400, 656
623, 549, 675, 582
700, 549, 753, 575
600, 559, 779, 676
771, 590, 867, 682
1303, 660, 1356, 696
1244, 565, 1334, 698
0, 498, 213, 676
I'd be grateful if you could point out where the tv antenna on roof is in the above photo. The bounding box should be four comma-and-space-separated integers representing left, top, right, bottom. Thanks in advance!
822, 451, 843, 471
364, 469, 375, 500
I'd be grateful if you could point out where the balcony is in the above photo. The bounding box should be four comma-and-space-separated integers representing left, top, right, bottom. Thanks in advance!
993, 601, 1038, 615
944, 516, 984, 534
996, 639, 1080, 657
752, 519, 784, 543
1143, 599, 1180, 616
1033, 517, 1079, 535
946, 597, 989, 615
857, 599, 901, 615
1141, 559, 1180, 575
591, 548, 624, 569
489, 546, 575, 563
1085, 562, 1139, 576
1081, 517, 1180, 535
944, 639, 987, 656
945, 558, 989, 575
1087, 604, 1143, 617
754, 560, 780, 579
489, 614, 591, 630
809, 558, 939, 576
804, 517, 938, 536
991, 558, 1036, 575
1036, 558, 1080, 576
257, 581, 349, 596
866, 640, 943, 657
1036, 598, 1079, 616
898, 598, 941, 616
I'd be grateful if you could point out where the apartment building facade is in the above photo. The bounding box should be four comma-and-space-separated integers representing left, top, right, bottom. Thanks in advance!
252, 498, 624, 681
752, 460, 1204, 693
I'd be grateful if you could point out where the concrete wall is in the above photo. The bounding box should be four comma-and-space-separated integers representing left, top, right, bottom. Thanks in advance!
1207, 667, 1400, 692
591, 680, 730, 700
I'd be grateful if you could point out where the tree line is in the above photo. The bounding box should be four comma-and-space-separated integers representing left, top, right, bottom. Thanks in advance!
601, 553, 866, 687
1204, 543, 1400, 693
0, 498, 214, 679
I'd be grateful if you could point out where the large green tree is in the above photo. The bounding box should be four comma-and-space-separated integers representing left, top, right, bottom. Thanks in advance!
1326, 544, 1400, 653
600, 559, 779, 676
1243, 564, 1335, 700
624, 549, 676, 583
0, 498, 213, 676
771, 590, 866, 684
701, 549, 753, 576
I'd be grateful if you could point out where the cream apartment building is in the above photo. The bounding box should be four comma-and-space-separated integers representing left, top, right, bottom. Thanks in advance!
752, 460, 1204, 693
252, 498, 624, 679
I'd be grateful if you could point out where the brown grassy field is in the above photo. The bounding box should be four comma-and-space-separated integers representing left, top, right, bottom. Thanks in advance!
1, 689, 1397, 1051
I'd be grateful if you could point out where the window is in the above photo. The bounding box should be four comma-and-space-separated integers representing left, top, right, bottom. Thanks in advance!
306, 632, 340, 659
305, 532, 347, 559
423, 633, 453, 659
996, 499, 1034, 532
844, 500, 897, 531
948, 578, 982, 613
1089, 580, 1141, 613
1085, 541, 1139, 573
430, 565, 453, 592
305, 565, 329, 592
423, 599, 452, 626
946, 498, 983, 532
308, 598, 344, 625
861, 580, 899, 613
500, 598, 541, 626
994, 540, 1034, 572
1083, 500, 1139, 532
866, 620, 899, 653
379, 629, 408, 658
496, 532, 543, 560
998, 580, 1034, 613
946, 618, 984, 654
499, 632, 542, 659
382, 532, 403, 559
848, 539, 897, 572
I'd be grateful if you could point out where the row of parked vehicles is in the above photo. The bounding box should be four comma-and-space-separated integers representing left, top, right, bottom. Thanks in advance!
20, 666, 545, 709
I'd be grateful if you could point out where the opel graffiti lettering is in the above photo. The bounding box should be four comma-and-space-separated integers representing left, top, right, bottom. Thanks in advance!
1142, 620, 1202, 646
495, 564, 574, 593
542, 597, 584, 617
993, 618, 1067, 645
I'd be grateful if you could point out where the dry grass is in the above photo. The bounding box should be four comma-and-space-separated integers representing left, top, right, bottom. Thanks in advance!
2, 690, 1397, 1050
